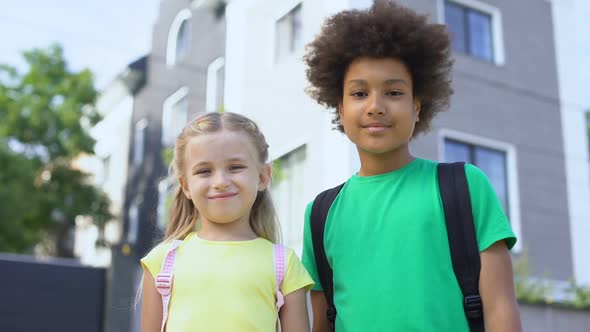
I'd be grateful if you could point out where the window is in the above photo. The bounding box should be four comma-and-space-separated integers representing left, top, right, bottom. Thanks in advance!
176, 20, 191, 60
275, 4, 303, 62
444, 0, 500, 63
167, 9, 192, 66
100, 155, 111, 185
444, 139, 509, 213
271, 145, 306, 250
206, 57, 225, 112
162, 87, 189, 147
133, 119, 148, 166
127, 200, 139, 244
586, 110, 590, 158
439, 130, 521, 252
157, 179, 175, 230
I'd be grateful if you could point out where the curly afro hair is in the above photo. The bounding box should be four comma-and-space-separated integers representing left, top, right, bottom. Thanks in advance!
304, 0, 453, 136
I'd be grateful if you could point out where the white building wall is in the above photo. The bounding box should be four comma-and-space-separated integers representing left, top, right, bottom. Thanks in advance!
551, 0, 590, 285
76, 79, 135, 266
93, 84, 134, 217
224, 0, 360, 251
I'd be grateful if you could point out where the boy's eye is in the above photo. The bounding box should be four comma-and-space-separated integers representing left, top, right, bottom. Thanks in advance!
350, 91, 368, 97
229, 164, 246, 171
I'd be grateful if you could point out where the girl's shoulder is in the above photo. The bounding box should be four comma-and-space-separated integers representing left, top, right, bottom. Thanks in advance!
256, 240, 299, 262
140, 233, 197, 277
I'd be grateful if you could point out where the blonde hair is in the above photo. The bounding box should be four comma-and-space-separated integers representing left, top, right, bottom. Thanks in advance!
163, 112, 281, 243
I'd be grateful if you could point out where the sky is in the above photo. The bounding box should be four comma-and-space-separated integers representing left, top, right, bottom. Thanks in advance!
0, 0, 160, 89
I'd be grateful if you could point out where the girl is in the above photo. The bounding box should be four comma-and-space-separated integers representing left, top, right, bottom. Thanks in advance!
140, 112, 313, 332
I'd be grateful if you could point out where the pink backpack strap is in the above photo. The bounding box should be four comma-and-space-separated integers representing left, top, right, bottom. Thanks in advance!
155, 240, 182, 332
273, 244, 286, 312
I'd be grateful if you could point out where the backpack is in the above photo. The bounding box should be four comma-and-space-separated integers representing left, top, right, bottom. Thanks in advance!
154, 241, 287, 332
310, 162, 484, 332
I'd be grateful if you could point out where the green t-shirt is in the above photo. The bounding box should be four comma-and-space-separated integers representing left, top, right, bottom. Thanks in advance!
301, 158, 516, 331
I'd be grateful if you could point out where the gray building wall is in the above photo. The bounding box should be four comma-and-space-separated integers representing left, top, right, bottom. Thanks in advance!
409, 0, 573, 280
520, 304, 590, 332
105, 1, 226, 331
128, 0, 225, 264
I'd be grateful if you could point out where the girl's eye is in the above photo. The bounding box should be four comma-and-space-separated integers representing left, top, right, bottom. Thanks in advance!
195, 169, 211, 175
351, 91, 368, 97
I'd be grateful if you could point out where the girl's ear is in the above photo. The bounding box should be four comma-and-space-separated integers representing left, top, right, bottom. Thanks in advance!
179, 177, 191, 199
338, 102, 343, 118
258, 164, 272, 191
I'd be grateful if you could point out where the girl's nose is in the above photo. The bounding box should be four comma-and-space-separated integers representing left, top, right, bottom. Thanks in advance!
212, 171, 230, 189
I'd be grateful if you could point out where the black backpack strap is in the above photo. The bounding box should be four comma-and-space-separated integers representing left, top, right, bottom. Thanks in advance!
437, 162, 484, 332
310, 183, 345, 330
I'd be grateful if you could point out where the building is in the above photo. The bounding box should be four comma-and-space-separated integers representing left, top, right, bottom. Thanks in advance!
224, 0, 590, 329
74, 56, 147, 266
110, 0, 590, 330
105, 1, 226, 331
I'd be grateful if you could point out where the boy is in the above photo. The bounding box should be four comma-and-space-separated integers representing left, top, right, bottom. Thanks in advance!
301, 1, 522, 331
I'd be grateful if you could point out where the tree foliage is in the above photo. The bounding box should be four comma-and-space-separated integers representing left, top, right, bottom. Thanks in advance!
0, 44, 112, 256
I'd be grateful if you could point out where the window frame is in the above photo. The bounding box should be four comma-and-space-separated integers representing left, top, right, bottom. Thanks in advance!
272, 2, 303, 63
166, 9, 193, 67
270, 144, 307, 251
162, 87, 189, 147
133, 118, 148, 167
127, 199, 140, 244
439, 0, 505, 66
439, 128, 522, 252
157, 178, 175, 231
206, 57, 225, 112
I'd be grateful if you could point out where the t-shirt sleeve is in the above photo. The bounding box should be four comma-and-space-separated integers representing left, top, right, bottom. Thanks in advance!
301, 201, 323, 291
140, 242, 172, 278
465, 163, 517, 252
281, 247, 315, 296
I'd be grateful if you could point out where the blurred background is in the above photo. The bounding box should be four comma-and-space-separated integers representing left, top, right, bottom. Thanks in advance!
0, 0, 589, 331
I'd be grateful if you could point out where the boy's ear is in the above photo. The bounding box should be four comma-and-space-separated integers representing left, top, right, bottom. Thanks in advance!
258, 164, 272, 191
413, 98, 422, 122
179, 177, 191, 199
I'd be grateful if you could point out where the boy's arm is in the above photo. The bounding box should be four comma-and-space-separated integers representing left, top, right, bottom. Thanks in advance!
310, 290, 331, 332
480, 241, 522, 332
279, 288, 311, 332
141, 269, 163, 332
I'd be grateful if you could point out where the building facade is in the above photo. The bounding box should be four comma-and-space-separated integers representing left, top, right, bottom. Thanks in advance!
106, 1, 226, 331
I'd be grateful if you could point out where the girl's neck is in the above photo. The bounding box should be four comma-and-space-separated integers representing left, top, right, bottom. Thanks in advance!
198, 219, 257, 241
357, 145, 414, 176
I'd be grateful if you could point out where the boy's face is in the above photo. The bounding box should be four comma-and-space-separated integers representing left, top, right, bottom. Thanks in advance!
339, 57, 420, 157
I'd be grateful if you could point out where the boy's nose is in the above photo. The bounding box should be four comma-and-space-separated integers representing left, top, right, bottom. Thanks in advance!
366, 95, 385, 115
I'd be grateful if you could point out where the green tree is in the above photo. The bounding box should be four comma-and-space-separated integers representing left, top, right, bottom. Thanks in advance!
0, 44, 112, 257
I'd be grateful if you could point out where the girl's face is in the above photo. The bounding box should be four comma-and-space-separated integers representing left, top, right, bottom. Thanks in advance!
339, 57, 420, 157
180, 130, 271, 229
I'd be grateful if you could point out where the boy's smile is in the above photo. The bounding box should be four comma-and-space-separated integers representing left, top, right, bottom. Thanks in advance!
339, 57, 421, 174
362, 121, 392, 133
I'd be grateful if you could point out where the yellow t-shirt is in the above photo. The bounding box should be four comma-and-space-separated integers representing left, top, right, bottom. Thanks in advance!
141, 232, 314, 332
